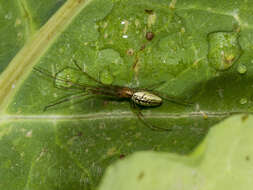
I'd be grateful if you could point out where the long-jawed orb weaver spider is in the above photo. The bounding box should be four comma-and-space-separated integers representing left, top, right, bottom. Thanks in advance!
34, 60, 192, 131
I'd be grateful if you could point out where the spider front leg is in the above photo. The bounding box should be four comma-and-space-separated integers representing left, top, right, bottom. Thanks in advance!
72, 60, 105, 85
129, 101, 171, 131
43, 92, 93, 111
142, 80, 166, 91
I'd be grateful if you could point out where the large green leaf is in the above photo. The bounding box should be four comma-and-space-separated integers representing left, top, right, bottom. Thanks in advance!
0, 0, 253, 189
99, 114, 253, 190
0, 0, 66, 73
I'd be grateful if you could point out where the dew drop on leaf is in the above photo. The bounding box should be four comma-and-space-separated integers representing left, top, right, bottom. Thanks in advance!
100, 69, 113, 85
207, 31, 242, 71
237, 64, 247, 74
55, 68, 80, 88
240, 97, 248, 105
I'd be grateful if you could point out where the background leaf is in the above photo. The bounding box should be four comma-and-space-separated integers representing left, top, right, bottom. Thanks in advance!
99, 114, 253, 190
0, 0, 66, 73
0, 0, 253, 189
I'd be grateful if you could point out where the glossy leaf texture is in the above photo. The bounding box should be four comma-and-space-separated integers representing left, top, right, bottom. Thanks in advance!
1, 0, 253, 189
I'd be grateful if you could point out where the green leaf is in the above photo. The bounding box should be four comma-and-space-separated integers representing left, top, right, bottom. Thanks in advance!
0, 0, 66, 73
98, 114, 253, 190
1, 0, 253, 189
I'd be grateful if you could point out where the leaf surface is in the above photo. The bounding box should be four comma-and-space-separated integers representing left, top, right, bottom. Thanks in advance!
99, 115, 253, 190
0, 0, 253, 189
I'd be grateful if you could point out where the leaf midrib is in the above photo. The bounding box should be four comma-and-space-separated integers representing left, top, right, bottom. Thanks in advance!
0, 111, 248, 121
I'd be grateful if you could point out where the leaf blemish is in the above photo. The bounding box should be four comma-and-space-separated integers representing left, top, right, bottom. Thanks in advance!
122, 20, 129, 34
144, 9, 153, 14
26, 130, 33, 137
207, 31, 242, 71
148, 13, 156, 27
146, 31, 154, 41
137, 171, 145, 180
126, 48, 134, 56
77, 132, 83, 137
241, 114, 248, 122
119, 154, 126, 159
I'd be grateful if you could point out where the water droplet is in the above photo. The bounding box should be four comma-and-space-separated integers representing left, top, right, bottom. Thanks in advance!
26, 130, 33, 138
180, 27, 185, 34
104, 33, 108, 38
208, 32, 242, 70
100, 70, 113, 85
237, 64, 247, 74
135, 19, 140, 27
15, 18, 21, 27
59, 48, 64, 53
5, 12, 12, 20
55, 68, 80, 88
240, 97, 248, 105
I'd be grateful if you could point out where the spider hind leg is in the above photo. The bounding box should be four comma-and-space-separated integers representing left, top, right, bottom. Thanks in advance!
130, 101, 171, 131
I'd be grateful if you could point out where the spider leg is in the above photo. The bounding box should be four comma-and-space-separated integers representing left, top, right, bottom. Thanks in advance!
162, 95, 193, 106
161, 95, 193, 106
43, 92, 92, 111
34, 66, 87, 91
130, 101, 171, 131
142, 81, 166, 90
72, 60, 104, 85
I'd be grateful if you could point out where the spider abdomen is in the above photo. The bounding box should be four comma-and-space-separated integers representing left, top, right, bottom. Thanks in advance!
132, 91, 162, 106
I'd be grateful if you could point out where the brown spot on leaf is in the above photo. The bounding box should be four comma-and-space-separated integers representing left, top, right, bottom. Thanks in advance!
138, 171, 145, 180
145, 9, 154, 14
133, 56, 139, 70
140, 44, 146, 51
241, 114, 249, 122
146, 31, 154, 41
119, 154, 126, 159
126, 48, 134, 56
77, 132, 83, 137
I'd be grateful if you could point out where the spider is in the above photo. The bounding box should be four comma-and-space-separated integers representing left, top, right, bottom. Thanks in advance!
34, 61, 192, 131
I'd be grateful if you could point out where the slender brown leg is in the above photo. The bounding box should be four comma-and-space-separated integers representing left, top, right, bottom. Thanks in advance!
72, 60, 104, 85
34, 66, 86, 90
43, 92, 92, 111
143, 81, 166, 90
130, 101, 171, 131
159, 94, 193, 106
